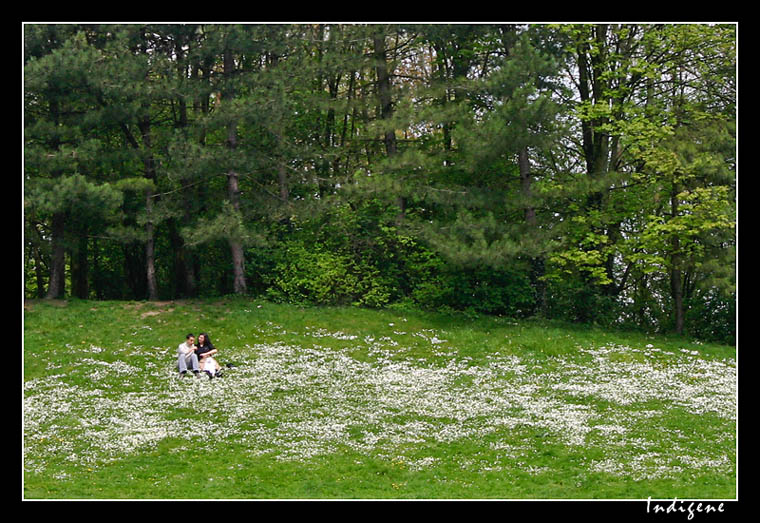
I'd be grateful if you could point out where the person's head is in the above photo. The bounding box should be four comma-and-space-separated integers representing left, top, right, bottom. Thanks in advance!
198, 332, 211, 347
186, 333, 195, 345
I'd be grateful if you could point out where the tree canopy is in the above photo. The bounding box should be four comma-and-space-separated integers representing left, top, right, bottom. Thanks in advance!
24, 23, 736, 343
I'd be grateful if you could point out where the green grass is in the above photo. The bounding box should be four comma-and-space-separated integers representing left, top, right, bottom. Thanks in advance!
23, 298, 736, 499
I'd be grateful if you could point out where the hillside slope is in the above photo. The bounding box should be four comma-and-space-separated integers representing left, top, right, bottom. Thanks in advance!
23, 299, 737, 499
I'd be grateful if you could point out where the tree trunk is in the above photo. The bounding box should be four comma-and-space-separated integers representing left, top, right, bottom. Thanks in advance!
167, 218, 186, 298
92, 237, 103, 300
33, 243, 46, 298
144, 194, 158, 301
278, 163, 289, 202
138, 116, 159, 301
72, 233, 89, 299
266, 51, 290, 205
44, 99, 66, 300
171, 41, 197, 298
123, 243, 147, 300
577, 25, 611, 204
224, 47, 247, 295
373, 32, 396, 157
670, 188, 685, 335
182, 205, 198, 297
373, 29, 405, 221
519, 148, 536, 227
45, 212, 66, 299
227, 163, 247, 295
670, 262, 685, 335
519, 147, 546, 315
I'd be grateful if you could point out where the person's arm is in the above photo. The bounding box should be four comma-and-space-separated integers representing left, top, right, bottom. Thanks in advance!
199, 348, 218, 359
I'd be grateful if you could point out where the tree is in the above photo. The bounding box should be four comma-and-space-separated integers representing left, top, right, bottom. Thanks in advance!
23, 23, 735, 342
544, 24, 735, 333
397, 26, 565, 314
623, 26, 736, 334
25, 27, 116, 299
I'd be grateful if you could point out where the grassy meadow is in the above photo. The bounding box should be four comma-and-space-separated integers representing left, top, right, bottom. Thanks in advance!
22, 298, 736, 499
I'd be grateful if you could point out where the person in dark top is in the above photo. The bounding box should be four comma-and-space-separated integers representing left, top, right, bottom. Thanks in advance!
195, 332, 222, 379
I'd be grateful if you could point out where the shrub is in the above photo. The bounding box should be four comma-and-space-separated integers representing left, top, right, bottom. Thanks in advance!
410, 264, 536, 318
267, 242, 357, 305
265, 241, 394, 308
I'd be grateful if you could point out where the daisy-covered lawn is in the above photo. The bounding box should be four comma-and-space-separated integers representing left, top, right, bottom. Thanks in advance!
23, 299, 736, 499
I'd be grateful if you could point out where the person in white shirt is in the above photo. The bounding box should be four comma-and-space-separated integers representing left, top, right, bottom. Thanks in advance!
177, 333, 201, 377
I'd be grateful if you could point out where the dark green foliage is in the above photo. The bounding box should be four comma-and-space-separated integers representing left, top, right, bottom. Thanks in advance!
543, 277, 622, 327
23, 23, 736, 344
684, 290, 736, 345
262, 200, 425, 308
411, 265, 536, 318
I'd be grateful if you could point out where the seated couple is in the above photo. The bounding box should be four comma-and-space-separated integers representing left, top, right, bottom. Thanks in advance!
177, 332, 224, 379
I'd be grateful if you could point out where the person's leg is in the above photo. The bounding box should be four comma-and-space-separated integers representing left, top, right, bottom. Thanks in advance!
205, 357, 219, 371
209, 357, 222, 377
201, 357, 214, 378
179, 354, 201, 377
178, 353, 189, 374
190, 352, 200, 373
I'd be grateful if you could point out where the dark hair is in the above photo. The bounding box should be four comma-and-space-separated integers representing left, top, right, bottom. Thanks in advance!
197, 332, 214, 349
186, 333, 194, 340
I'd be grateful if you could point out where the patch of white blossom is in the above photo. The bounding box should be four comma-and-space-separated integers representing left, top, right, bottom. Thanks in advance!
24, 333, 735, 483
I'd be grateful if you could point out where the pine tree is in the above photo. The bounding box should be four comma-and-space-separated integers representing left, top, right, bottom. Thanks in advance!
403, 26, 566, 313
